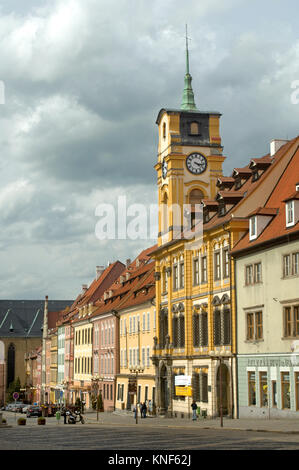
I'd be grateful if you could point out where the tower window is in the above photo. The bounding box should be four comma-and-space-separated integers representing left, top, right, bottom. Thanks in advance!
163, 122, 166, 140
190, 121, 199, 135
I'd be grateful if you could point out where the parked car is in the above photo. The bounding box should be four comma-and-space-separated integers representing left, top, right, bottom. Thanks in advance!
5, 402, 23, 411
26, 406, 42, 418
16, 404, 27, 413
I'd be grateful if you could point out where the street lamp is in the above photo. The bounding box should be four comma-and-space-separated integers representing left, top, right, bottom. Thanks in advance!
129, 365, 144, 424
209, 350, 231, 428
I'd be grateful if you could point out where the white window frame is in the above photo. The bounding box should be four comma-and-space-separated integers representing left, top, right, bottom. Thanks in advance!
249, 216, 257, 240
286, 201, 295, 227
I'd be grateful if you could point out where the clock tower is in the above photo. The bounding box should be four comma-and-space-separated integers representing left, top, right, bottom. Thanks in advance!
155, 29, 225, 247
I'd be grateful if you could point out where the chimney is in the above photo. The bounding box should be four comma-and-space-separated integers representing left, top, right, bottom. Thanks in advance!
270, 139, 289, 157
126, 258, 131, 267
82, 284, 88, 294
96, 265, 105, 280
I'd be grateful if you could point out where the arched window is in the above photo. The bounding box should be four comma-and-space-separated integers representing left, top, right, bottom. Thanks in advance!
7, 343, 15, 387
162, 193, 168, 233
189, 189, 204, 207
190, 121, 199, 135
163, 122, 166, 139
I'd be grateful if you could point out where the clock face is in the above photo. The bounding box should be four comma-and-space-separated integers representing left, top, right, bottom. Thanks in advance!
186, 153, 207, 175
162, 158, 168, 179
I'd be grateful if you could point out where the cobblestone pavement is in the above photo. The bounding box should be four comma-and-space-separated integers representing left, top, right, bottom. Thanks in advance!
1, 410, 299, 451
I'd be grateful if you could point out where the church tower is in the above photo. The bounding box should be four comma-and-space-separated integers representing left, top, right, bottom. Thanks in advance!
155, 27, 225, 247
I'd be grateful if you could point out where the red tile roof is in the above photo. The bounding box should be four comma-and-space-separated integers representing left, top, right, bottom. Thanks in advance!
232, 143, 299, 254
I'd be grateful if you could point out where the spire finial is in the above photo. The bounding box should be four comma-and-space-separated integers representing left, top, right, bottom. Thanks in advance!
181, 24, 197, 111
185, 24, 190, 75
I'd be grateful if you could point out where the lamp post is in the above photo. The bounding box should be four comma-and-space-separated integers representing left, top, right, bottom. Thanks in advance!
91, 374, 104, 421
209, 350, 231, 428
129, 365, 144, 424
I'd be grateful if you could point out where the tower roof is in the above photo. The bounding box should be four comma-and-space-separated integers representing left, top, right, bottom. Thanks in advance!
181, 25, 197, 111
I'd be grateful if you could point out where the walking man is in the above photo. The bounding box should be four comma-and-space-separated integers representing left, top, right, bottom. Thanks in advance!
191, 401, 197, 421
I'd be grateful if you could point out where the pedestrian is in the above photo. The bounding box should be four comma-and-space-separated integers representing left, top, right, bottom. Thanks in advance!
148, 399, 153, 416
142, 402, 147, 418
191, 401, 197, 421
62, 406, 67, 424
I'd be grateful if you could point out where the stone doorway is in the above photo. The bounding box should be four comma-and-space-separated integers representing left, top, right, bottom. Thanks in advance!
216, 362, 230, 416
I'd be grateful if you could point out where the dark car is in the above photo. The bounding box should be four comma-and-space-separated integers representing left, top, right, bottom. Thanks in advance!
26, 406, 42, 418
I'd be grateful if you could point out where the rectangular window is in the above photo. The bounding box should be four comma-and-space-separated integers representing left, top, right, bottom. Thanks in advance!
246, 311, 263, 341
223, 249, 229, 278
249, 216, 257, 240
247, 313, 254, 340
254, 263, 262, 283
245, 265, 253, 285
286, 201, 294, 227
163, 270, 168, 293
281, 372, 291, 409
201, 256, 207, 283
144, 386, 148, 402
146, 347, 150, 367
248, 372, 256, 405
142, 347, 145, 367
214, 251, 221, 280
255, 311, 263, 339
259, 372, 268, 407
179, 262, 184, 289
193, 258, 199, 285
293, 252, 299, 275
284, 306, 292, 337
173, 264, 178, 290
283, 255, 291, 277
142, 313, 146, 331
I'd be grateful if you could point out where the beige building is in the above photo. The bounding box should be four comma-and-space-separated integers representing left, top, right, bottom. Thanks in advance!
232, 138, 299, 418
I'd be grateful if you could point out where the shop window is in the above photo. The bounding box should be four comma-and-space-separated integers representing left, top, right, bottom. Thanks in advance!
248, 372, 256, 405
281, 372, 291, 409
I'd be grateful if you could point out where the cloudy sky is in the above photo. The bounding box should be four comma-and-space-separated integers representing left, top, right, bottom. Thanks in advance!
0, 0, 298, 300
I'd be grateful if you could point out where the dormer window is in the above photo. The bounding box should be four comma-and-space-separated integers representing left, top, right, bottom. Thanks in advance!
235, 177, 241, 190
252, 170, 259, 182
286, 201, 294, 227
218, 202, 226, 217
249, 216, 257, 240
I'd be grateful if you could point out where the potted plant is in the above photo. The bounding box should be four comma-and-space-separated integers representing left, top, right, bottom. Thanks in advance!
17, 417, 26, 426
2, 418, 7, 424
37, 416, 46, 425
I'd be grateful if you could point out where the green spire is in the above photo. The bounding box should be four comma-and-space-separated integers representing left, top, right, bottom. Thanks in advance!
181, 24, 197, 110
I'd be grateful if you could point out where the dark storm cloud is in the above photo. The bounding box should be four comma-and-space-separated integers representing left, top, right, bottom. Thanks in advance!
0, 0, 298, 298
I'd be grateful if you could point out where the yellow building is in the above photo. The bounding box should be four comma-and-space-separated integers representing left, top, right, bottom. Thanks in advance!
150, 36, 252, 419
115, 262, 156, 413
73, 316, 93, 408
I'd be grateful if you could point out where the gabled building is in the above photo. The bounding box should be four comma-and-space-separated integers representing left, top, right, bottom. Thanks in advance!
66, 261, 125, 407
0, 299, 71, 404
232, 137, 299, 418
90, 247, 156, 412
115, 259, 156, 412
